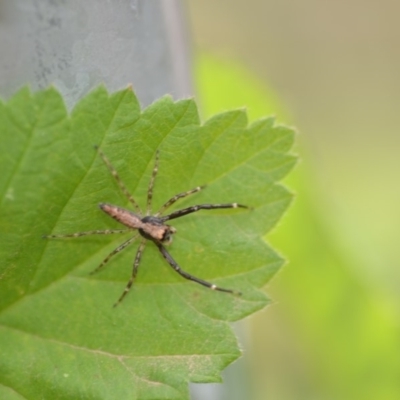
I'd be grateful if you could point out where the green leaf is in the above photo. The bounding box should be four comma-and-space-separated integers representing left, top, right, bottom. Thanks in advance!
0, 86, 296, 399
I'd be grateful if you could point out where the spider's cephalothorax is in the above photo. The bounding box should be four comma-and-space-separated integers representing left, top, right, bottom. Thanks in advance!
44, 147, 249, 306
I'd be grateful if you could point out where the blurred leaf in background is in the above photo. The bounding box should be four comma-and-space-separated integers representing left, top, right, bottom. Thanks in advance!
195, 52, 400, 400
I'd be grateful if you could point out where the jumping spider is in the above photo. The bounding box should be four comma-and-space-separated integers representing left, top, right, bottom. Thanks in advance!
44, 147, 249, 306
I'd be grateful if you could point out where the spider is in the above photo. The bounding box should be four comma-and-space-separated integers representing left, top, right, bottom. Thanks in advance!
44, 146, 249, 306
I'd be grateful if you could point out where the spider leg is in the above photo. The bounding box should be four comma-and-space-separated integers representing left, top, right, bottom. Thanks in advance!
43, 229, 130, 239
114, 238, 147, 307
156, 243, 242, 295
94, 145, 142, 214
155, 186, 205, 216
90, 234, 138, 275
146, 150, 160, 215
161, 203, 249, 221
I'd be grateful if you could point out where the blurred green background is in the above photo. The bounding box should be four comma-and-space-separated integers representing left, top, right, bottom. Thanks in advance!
187, 1, 400, 399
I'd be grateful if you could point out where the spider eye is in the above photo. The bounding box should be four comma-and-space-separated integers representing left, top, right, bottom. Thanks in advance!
162, 226, 176, 244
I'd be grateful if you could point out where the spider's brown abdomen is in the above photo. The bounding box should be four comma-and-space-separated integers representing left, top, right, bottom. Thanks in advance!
99, 203, 143, 229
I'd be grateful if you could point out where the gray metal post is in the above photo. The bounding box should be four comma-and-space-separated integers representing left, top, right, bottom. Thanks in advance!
0, 0, 192, 107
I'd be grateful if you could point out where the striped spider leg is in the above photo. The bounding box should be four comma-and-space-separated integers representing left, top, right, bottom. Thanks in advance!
44, 147, 248, 306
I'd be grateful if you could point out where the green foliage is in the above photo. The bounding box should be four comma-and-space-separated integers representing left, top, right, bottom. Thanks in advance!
0, 86, 295, 399
195, 53, 288, 122
195, 53, 400, 400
